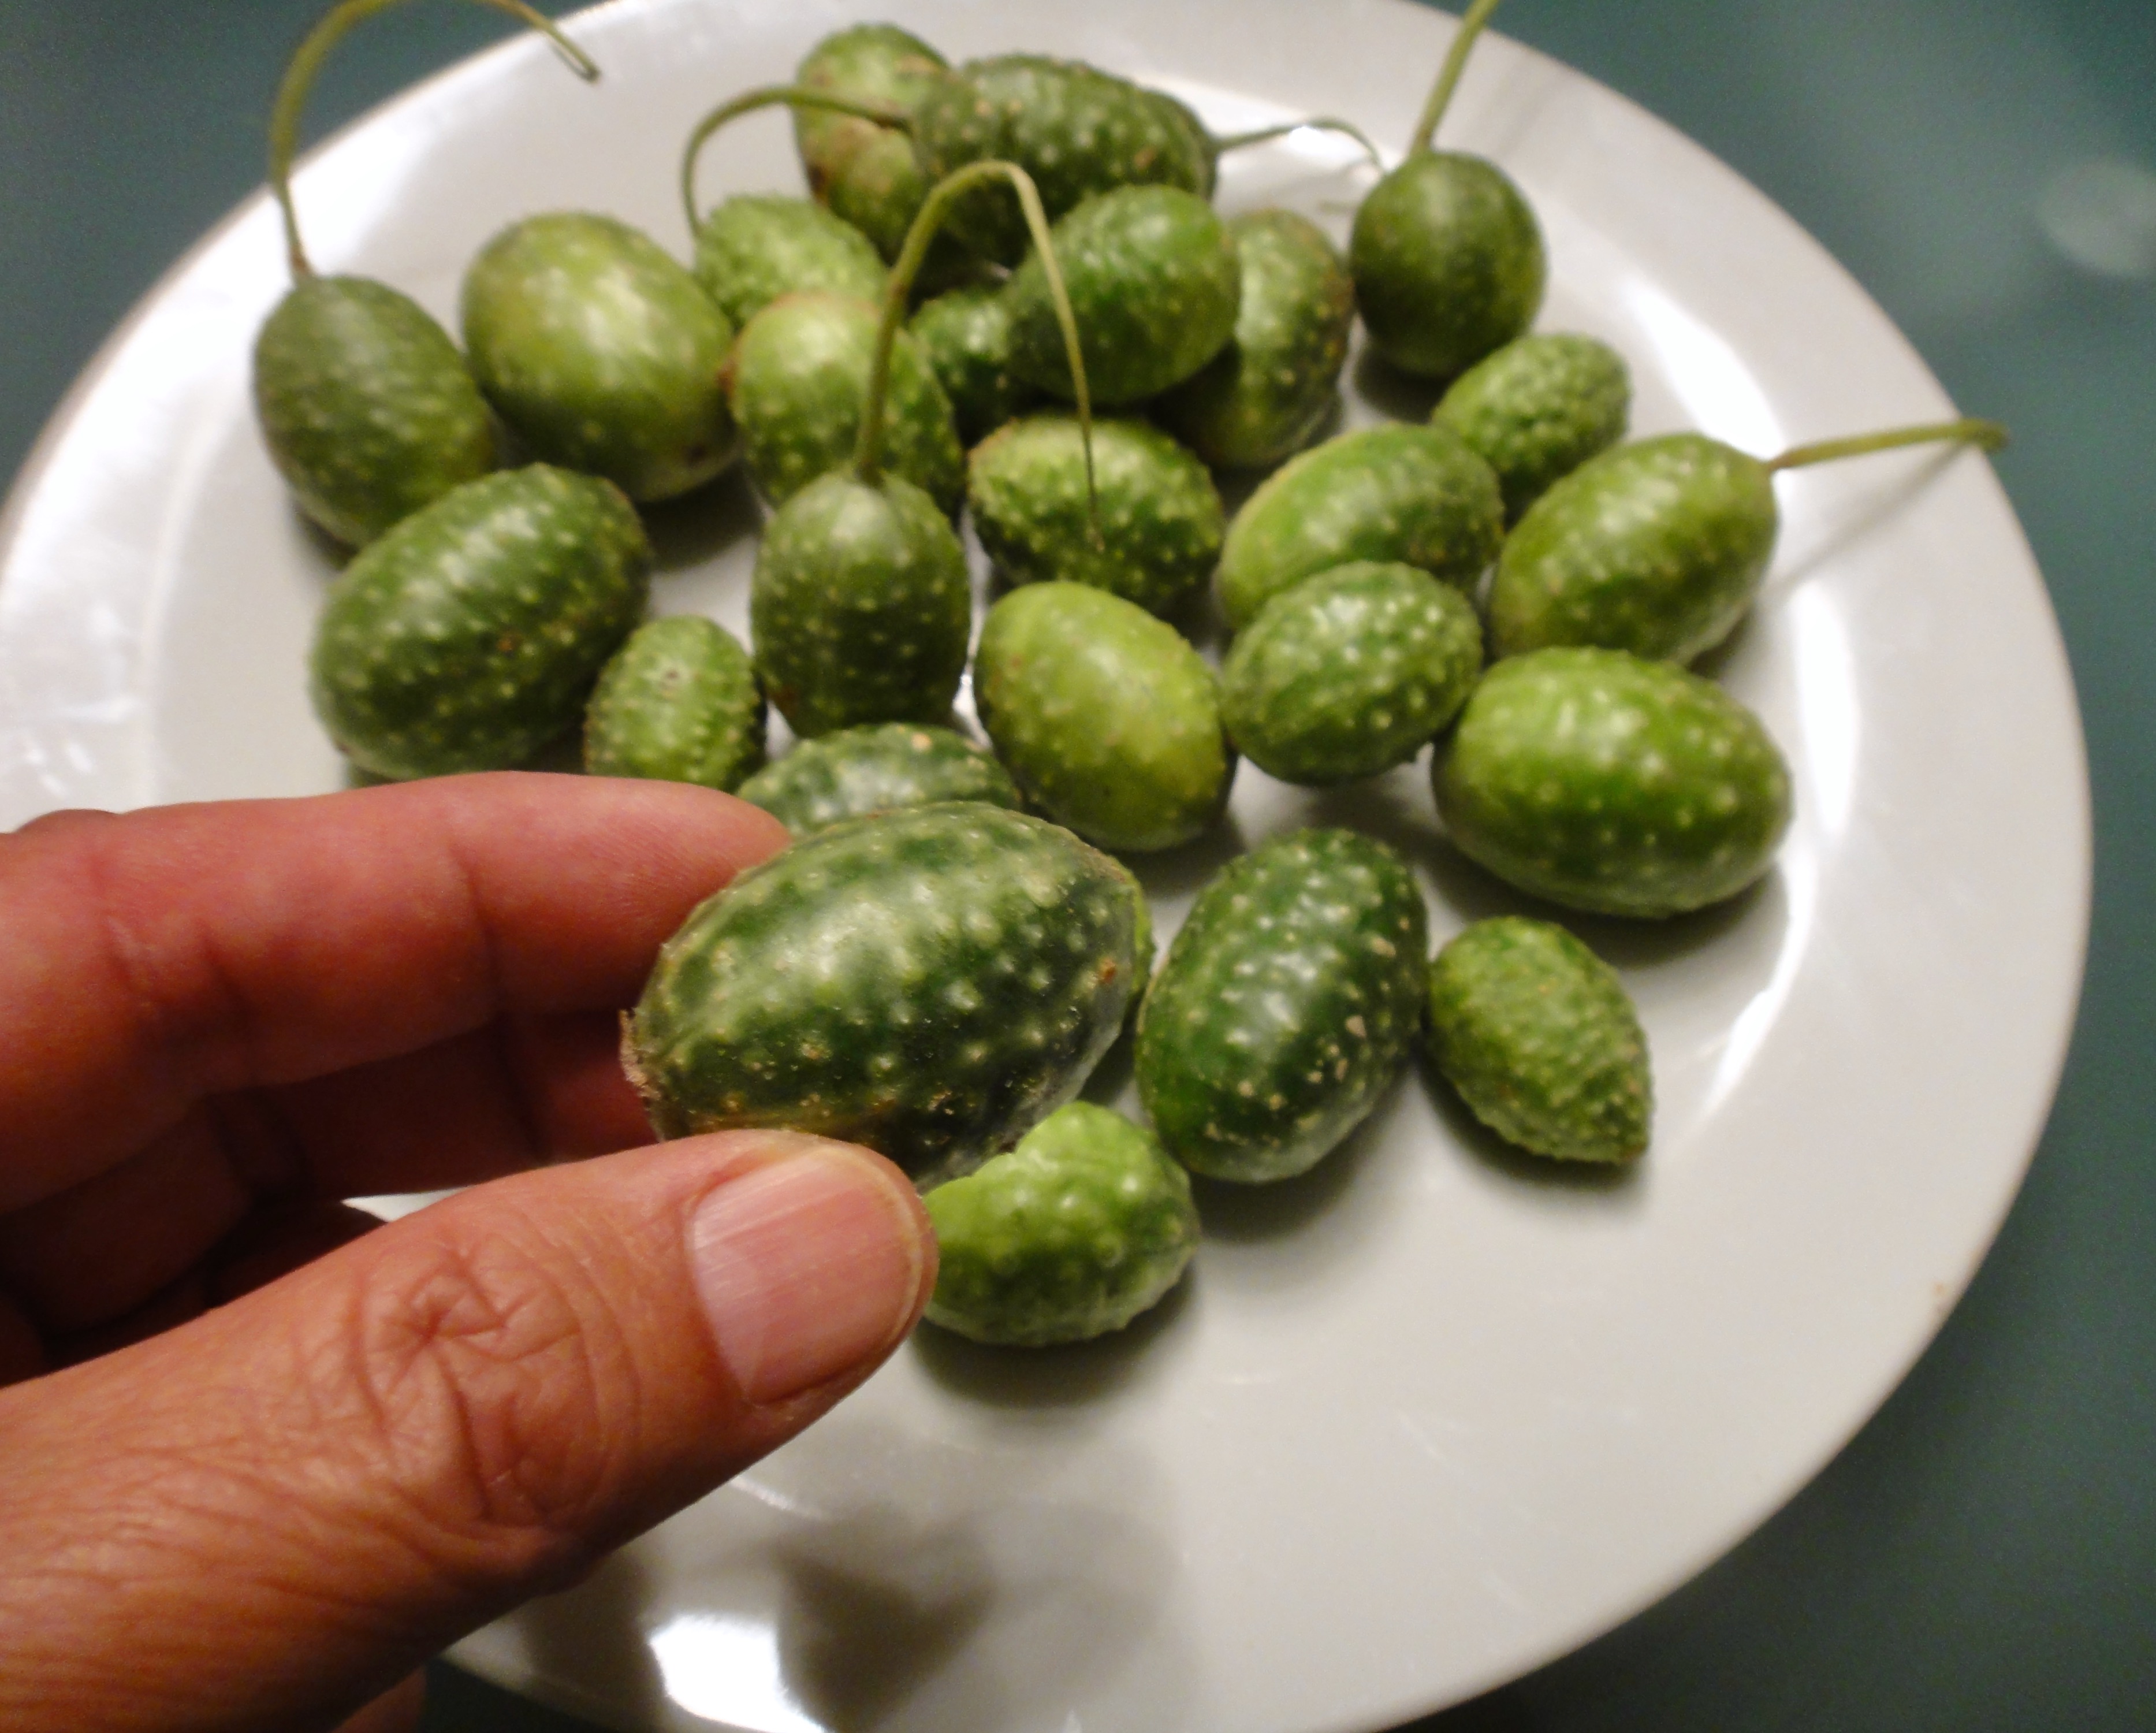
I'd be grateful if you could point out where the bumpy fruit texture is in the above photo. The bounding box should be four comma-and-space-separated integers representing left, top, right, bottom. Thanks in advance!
1138, 828, 1429, 1182
967, 415, 1224, 615
309, 465, 650, 781
1487, 433, 1778, 664
1222, 561, 1484, 785
737, 722, 1021, 835
751, 472, 970, 738
1216, 423, 1503, 630
460, 213, 737, 503
908, 284, 1039, 447
1004, 186, 1242, 407
1433, 332, 1631, 524
924, 1102, 1198, 1345
1427, 917, 1651, 1163
975, 582, 1234, 853
628, 802, 1147, 1184
793, 23, 950, 262
583, 615, 765, 791
1155, 209, 1356, 471
912, 56, 1213, 265
1349, 151, 1547, 382
691, 195, 887, 331
724, 292, 964, 514
1434, 647, 1793, 917
254, 275, 497, 548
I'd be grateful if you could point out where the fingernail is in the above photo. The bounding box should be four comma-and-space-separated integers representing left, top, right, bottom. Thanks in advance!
688, 1141, 929, 1406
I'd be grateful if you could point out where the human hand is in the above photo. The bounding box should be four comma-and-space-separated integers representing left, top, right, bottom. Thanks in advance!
0, 773, 937, 1733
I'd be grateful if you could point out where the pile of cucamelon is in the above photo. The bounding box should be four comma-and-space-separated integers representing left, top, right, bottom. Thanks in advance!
271, 0, 2006, 1349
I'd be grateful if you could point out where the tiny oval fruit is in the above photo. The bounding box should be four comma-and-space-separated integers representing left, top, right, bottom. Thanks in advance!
691, 194, 887, 331
1432, 331, 1631, 524
908, 283, 1039, 447
583, 615, 765, 791
736, 722, 1021, 835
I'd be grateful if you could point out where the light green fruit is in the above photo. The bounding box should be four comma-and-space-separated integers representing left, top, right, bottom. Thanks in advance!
924, 1102, 1198, 1345
691, 195, 887, 331
1426, 916, 1651, 1163
793, 22, 951, 261
736, 723, 1020, 835
1432, 331, 1630, 524
908, 283, 1039, 447
583, 615, 764, 790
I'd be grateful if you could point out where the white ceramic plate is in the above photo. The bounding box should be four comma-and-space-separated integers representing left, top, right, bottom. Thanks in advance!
0, 2, 2090, 1730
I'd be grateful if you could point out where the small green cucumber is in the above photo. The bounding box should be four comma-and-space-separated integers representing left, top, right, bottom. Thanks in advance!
908, 283, 1038, 447
736, 723, 1021, 835
793, 22, 950, 261
691, 195, 887, 331
583, 615, 764, 790
1432, 332, 1630, 523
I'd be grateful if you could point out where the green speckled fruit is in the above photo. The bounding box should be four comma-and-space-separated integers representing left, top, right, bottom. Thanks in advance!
1222, 561, 1483, 785
1427, 916, 1651, 1162
691, 195, 887, 331
583, 615, 764, 790
1433, 332, 1630, 523
976, 582, 1234, 853
908, 284, 1038, 446
1137, 828, 1428, 1182
1153, 209, 1355, 471
308, 465, 650, 780
1216, 423, 1503, 630
924, 1102, 1198, 1345
968, 415, 1223, 614
750, 471, 970, 738
1004, 186, 1241, 407
724, 292, 964, 513
254, 276, 496, 547
1487, 433, 1777, 664
1433, 647, 1793, 917
794, 23, 950, 260
628, 802, 1146, 1183
460, 212, 738, 503
737, 723, 1020, 835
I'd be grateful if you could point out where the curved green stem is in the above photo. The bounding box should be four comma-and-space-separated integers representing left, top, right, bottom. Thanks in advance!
1409, 0, 1506, 155
1765, 416, 2008, 474
270, 0, 597, 281
1211, 116, 1386, 176
679, 84, 913, 236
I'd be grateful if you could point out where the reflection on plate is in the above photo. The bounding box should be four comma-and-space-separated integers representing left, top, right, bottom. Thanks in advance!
0, 2, 2089, 1730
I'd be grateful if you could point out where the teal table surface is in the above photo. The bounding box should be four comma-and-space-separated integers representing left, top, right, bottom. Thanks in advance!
3, 2, 2151, 1729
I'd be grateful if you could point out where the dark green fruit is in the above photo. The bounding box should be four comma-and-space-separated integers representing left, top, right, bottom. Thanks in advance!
461, 212, 738, 503
691, 195, 885, 330
583, 615, 764, 790
908, 283, 1039, 446
627, 802, 1148, 1184
924, 1102, 1198, 1345
976, 582, 1234, 853
308, 465, 650, 781
253, 276, 496, 547
723, 291, 963, 513
1222, 561, 1483, 785
1433, 647, 1793, 917
967, 415, 1223, 614
794, 22, 951, 261
1137, 828, 1429, 1182
1433, 332, 1630, 523
1153, 208, 1356, 470
1427, 916, 1651, 1163
736, 723, 1021, 835
1004, 186, 1241, 407
1216, 423, 1503, 630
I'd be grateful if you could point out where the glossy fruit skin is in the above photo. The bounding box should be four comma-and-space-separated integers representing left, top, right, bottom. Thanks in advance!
967, 415, 1224, 615
736, 722, 1021, 836
750, 471, 971, 738
1137, 828, 1429, 1183
691, 195, 887, 331
1153, 209, 1356, 471
583, 615, 765, 791
1222, 561, 1483, 785
724, 292, 964, 514
975, 582, 1234, 853
1433, 647, 1793, 918
254, 276, 497, 548
908, 284, 1039, 447
1350, 151, 1547, 382
309, 465, 650, 781
1487, 433, 1778, 664
912, 55, 1213, 266
1433, 332, 1631, 524
460, 213, 737, 503
1004, 186, 1242, 407
1216, 423, 1503, 630
1427, 917, 1651, 1163
794, 22, 950, 262
924, 1102, 1198, 1345
627, 801, 1147, 1184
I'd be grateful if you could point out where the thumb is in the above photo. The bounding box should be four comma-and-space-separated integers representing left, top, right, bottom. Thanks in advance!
0, 1132, 935, 1733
